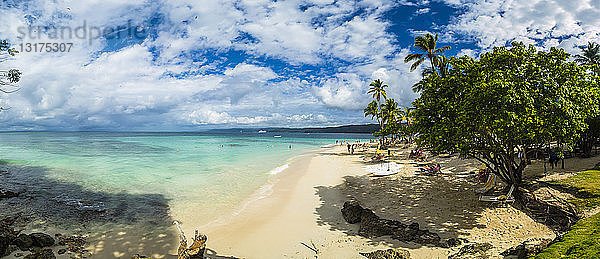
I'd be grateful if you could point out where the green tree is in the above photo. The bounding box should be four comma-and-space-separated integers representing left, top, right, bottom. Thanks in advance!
0, 40, 21, 111
412, 43, 600, 191
364, 100, 381, 129
574, 42, 600, 157
367, 79, 388, 104
366, 79, 388, 137
401, 107, 413, 125
574, 42, 600, 66
381, 98, 401, 139
404, 33, 451, 74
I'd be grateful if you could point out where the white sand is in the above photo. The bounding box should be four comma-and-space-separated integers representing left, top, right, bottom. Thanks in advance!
200, 145, 556, 258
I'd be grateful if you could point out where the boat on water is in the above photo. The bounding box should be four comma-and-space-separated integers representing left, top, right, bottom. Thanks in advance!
258, 130, 267, 133
273, 135, 282, 138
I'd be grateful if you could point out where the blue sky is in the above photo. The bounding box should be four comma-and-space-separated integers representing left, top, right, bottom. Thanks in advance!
1, 0, 599, 131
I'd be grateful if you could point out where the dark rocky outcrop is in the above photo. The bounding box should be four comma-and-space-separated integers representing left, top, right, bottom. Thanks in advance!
0, 217, 65, 258
0, 220, 18, 256
13, 234, 34, 250
342, 200, 369, 224
448, 243, 493, 259
501, 238, 553, 258
55, 233, 87, 256
441, 237, 466, 248
0, 188, 19, 199
359, 248, 411, 259
341, 201, 446, 246
29, 233, 55, 247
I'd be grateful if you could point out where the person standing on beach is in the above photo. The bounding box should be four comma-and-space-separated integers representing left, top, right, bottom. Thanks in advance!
347, 143, 351, 153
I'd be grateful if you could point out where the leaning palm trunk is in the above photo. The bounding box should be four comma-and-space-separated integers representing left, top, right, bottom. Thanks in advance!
174, 221, 207, 259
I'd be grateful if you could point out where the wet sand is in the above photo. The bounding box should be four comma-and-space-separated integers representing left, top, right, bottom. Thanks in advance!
201, 145, 557, 258
7, 144, 597, 258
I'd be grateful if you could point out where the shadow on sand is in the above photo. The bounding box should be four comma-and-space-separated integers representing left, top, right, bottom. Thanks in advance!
313, 155, 491, 250
0, 162, 236, 258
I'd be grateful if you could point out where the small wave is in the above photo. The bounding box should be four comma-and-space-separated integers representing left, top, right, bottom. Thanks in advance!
52, 194, 106, 212
269, 164, 289, 175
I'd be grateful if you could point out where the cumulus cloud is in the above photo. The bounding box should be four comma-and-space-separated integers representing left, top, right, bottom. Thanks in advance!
443, 0, 600, 53
0, 0, 421, 130
313, 73, 367, 110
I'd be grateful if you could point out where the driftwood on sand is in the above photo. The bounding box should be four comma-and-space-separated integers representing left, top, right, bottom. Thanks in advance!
174, 221, 207, 259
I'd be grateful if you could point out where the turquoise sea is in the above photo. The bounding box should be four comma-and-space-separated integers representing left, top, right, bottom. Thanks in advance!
0, 131, 371, 252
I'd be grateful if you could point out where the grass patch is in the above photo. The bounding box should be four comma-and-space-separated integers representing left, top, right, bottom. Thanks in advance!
533, 212, 600, 258
535, 163, 600, 258
555, 167, 600, 212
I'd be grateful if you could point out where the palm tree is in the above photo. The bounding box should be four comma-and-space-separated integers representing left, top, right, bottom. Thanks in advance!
381, 99, 402, 140
404, 33, 451, 74
574, 42, 600, 66
364, 100, 379, 121
401, 107, 413, 125
381, 99, 399, 123
365, 99, 384, 137
367, 79, 388, 105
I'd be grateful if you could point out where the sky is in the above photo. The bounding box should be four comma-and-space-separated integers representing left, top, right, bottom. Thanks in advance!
0, 0, 599, 131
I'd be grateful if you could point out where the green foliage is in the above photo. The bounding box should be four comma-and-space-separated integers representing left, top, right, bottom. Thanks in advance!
364, 100, 379, 120
534, 211, 600, 258
404, 33, 451, 74
574, 42, 600, 156
412, 42, 600, 185
380, 98, 403, 138
367, 79, 388, 104
574, 42, 600, 67
363, 80, 410, 140
556, 165, 600, 211
0, 40, 21, 94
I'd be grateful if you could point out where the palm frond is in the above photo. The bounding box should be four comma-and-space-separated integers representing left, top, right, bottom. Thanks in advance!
410, 57, 425, 72
435, 45, 451, 53
404, 53, 424, 63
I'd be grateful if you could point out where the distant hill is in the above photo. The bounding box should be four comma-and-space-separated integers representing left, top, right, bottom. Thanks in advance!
208, 124, 379, 134
268, 124, 379, 133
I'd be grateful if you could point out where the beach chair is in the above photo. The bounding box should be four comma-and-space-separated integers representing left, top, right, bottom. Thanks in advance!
479, 185, 515, 202
475, 174, 496, 194
419, 163, 441, 175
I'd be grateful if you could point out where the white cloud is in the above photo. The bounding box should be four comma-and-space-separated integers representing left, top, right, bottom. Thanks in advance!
444, 0, 600, 53
313, 73, 367, 110
415, 8, 430, 15
0, 0, 422, 129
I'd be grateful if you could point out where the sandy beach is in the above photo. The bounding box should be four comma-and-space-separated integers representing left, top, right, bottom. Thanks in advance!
3, 140, 598, 258
199, 144, 569, 258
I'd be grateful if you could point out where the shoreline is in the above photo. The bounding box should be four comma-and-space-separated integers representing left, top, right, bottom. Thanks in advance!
4, 139, 594, 258
200, 143, 565, 258
202, 144, 449, 258
192, 149, 321, 233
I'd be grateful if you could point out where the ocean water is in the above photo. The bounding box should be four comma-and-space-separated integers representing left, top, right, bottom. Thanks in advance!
0, 131, 371, 242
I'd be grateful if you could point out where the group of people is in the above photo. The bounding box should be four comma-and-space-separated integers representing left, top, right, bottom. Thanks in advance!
374, 148, 386, 160
336, 139, 369, 155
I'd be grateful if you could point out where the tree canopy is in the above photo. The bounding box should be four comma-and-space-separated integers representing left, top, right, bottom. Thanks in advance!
0, 40, 21, 94
404, 33, 450, 73
412, 42, 600, 187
